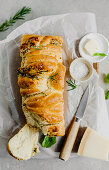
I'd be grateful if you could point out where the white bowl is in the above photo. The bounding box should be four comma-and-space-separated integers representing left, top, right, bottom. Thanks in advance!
69, 58, 93, 82
79, 33, 109, 63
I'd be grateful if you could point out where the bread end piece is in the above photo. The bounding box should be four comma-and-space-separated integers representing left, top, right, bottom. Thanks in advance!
8, 124, 40, 160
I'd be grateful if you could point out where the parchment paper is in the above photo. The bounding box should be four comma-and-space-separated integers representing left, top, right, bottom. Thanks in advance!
0, 13, 109, 159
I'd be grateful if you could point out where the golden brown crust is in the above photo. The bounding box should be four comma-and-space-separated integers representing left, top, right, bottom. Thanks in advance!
18, 76, 48, 96
7, 143, 22, 160
24, 91, 64, 124
21, 34, 43, 45
49, 63, 66, 91
20, 35, 63, 62
25, 92, 63, 107
42, 121, 65, 136
21, 35, 63, 46
24, 54, 58, 66
18, 34, 66, 136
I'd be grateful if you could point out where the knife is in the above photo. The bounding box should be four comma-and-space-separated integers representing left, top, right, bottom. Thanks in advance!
59, 86, 89, 161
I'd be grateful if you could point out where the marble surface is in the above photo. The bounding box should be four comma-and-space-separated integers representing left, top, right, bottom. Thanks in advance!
0, 0, 109, 169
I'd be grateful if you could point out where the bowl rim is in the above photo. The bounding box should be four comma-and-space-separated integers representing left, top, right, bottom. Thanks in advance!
69, 58, 93, 82
79, 32, 109, 63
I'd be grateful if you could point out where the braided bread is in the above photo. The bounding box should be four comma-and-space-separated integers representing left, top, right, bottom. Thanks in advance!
18, 34, 66, 136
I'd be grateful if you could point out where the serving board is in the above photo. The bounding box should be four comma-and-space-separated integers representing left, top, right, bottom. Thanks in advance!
93, 63, 99, 74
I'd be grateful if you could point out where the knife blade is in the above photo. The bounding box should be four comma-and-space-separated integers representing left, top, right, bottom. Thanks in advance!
60, 86, 89, 161
76, 86, 89, 120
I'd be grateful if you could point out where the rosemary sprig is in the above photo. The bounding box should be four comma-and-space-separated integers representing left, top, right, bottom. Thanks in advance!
0, 6, 31, 32
52, 40, 60, 45
36, 92, 47, 96
17, 68, 48, 80
17, 69, 38, 80
37, 70, 48, 74
49, 73, 58, 81
40, 92, 47, 96
66, 79, 77, 91
31, 45, 43, 50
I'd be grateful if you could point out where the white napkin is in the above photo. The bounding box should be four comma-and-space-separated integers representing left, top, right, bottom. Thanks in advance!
0, 13, 109, 159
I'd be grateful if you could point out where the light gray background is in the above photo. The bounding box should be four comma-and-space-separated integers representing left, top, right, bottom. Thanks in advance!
0, 0, 109, 170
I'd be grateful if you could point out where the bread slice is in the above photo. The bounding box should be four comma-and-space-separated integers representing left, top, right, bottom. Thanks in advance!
8, 124, 40, 160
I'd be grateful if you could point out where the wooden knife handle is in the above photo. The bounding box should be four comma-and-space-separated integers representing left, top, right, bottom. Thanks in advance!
59, 117, 80, 161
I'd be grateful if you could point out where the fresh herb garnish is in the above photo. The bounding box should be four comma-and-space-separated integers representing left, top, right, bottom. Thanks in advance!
31, 45, 43, 50
40, 92, 47, 96
93, 53, 107, 57
37, 70, 48, 74
105, 90, 109, 100
49, 73, 58, 81
53, 42, 59, 45
35, 92, 47, 96
42, 136, 56, 148
17, 68, 47, 79
0, 6, 31, 32
105, 73, 109, 83
17, 69, 38, 79
66, 79, 77, 91
52, 40, 60, 45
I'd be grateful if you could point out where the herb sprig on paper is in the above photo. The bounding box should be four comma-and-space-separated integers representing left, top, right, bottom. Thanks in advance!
42, 136, 56, 148
66, 79, 77, 91
93, 53, 107, 57
105, 90, 109, 100
105, 73, 109, 83
104, 74, 109, 99
0, 6, 31, 32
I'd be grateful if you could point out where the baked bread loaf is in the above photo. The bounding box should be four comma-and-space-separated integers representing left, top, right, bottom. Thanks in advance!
8, 124, 40, 160
18, 34, 66, 136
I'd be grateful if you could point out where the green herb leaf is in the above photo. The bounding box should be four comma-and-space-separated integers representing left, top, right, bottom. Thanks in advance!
37, 70, 48, 74
35, 92, 47, 96
49, 73, 58, 81
42, 136, 56, 148
52, 40, 60, 46
31, 45, 43, 50
0, 6, 31, 32
105, 73, 109, 83
40, 92, 47, 96
66, 79, 77, 91
105, 90, 109, 100
93, 53, 107, 57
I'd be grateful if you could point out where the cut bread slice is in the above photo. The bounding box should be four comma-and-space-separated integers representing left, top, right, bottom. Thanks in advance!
8, 124, 40, 160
